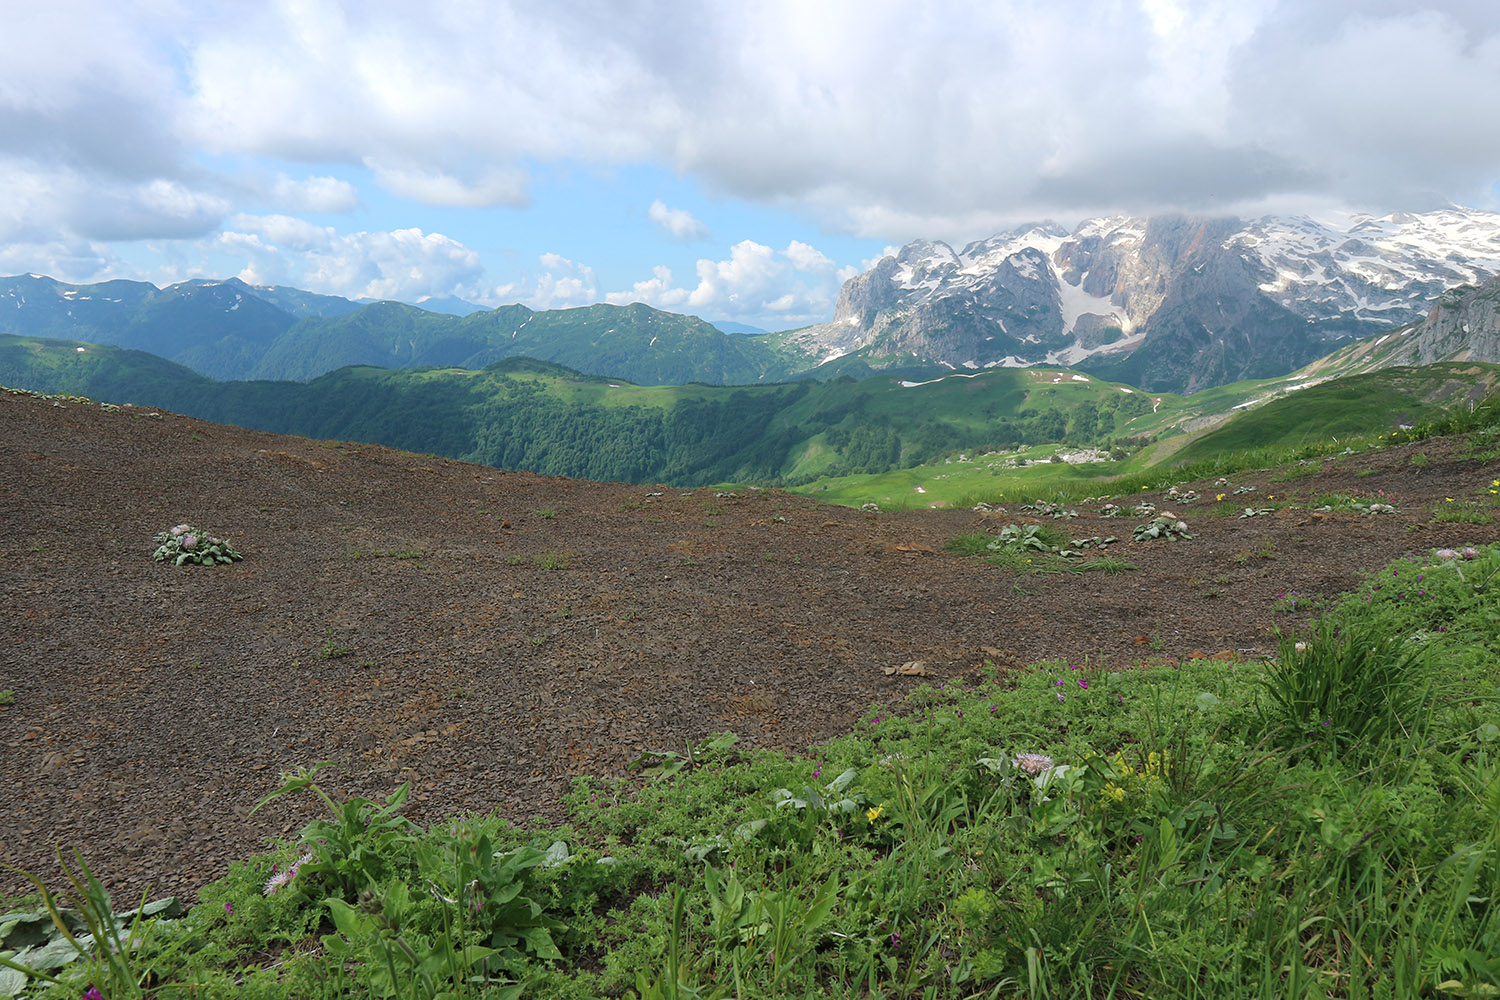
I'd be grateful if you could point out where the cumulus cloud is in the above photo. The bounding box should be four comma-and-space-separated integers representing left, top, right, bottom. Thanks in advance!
647, 200, 710, 240
217, 216, 484, 301
606, 239, 846, 327
488, 253, 599, 310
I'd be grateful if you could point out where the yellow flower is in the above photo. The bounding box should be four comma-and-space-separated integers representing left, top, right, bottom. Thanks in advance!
866, 805, 883, 823
1102, 782, 1126, 803
1445, 497, 1454, 502
1216, 493, 1225, 501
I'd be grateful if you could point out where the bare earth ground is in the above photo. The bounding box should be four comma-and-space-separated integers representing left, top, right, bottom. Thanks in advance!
3, 389, 1498, 903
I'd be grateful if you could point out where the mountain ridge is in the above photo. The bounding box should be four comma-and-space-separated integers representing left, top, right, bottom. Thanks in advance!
784, 209, 1500, 393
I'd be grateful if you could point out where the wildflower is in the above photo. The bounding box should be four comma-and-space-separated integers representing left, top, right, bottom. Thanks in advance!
890, 931, 902, 950
812, 766, 821, 779
989, 703, 997, 714
182, 534, 198, 550
866, 805, 883, 823
264, 851, 315, 896
1013, 753, 1054, 775
1102, 782, 1126, 802
85, 989, 102, 1000
1216, 493, 1225, 501
1078, 679, 1088, 689
224, 902, 233, 916
1056, 693, 1065, 703
1462, 547, 1479, 560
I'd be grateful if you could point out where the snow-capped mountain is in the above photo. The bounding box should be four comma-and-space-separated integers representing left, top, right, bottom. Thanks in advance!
788, 210, 1500, 393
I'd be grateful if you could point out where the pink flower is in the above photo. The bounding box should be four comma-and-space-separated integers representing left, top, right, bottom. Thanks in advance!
1014, 753, 1054, 775
182, 534, 198, 550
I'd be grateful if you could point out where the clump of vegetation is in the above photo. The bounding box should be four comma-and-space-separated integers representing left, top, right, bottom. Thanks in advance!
1132, 514, 1195, 541
151, 523, 242, 566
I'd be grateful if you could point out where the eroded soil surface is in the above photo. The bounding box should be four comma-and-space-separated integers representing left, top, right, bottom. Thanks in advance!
3, 389, 1498, 902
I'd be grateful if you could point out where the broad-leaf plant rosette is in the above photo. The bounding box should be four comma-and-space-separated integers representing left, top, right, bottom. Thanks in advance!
152, 523, 243, 566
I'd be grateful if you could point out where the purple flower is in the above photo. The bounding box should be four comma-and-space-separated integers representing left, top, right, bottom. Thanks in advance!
1054, 679, 1065, 687
890, 932, 902, 950
989, 703, 996, 713
812, 766, 821, 779
224, 902, 234, 915
1078, 679, 1089, 689
84, 990, 102, 1000
1462, 547, 1479, 560
1056, 693, 1065, 703
182, 534, 198, 550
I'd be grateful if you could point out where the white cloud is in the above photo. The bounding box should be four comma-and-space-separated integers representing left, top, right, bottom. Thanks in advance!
269, 173, 361, 213
488, 253, 599, 310
783, 240, 834, 272
217, 217, 483, 301
607, 239, 846, 327
647, 200, 710, 240
365, 160, 530, 208
229, 213, 333, 251
155, 0, 1500, 240
6, 1, 1500, 299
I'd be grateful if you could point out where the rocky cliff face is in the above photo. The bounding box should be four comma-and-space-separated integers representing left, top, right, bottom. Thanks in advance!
787, 210, 1500, 393
1401, 275, 1500, 365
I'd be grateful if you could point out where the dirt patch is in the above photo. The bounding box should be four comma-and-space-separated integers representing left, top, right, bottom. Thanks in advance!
2, 390, 1497, 901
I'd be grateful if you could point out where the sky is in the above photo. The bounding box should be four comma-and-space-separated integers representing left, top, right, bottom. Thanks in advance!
3, 1, 1500, 330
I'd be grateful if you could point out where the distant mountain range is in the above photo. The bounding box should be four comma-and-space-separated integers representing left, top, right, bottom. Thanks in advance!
4, 208, 1499, 394
782, 209, 1500, 392
0, 274, 796, 385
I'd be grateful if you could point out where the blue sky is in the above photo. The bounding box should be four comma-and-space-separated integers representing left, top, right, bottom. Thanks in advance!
3, 1, 1499, 330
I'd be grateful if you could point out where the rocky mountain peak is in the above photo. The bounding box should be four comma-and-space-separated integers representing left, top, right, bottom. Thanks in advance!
788, 209, 1500, 392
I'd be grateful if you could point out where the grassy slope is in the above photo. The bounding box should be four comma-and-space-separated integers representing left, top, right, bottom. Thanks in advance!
4, 331, 1498, 506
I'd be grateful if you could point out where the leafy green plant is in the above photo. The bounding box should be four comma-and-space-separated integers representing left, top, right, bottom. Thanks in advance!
0, 690, 12, 706
316, 632, 353, 661
151, 523, 242, 566
249, 763, 423, 900
988, 522, 1068, 553
1132, 515, 1195, 541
